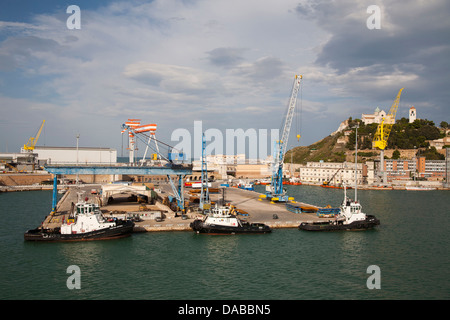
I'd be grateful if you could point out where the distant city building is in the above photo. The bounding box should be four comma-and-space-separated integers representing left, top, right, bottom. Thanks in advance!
383, 157, 446, 182
427, 136, 450, 150
446, 148, 450, 187
191, 154, 272, 180
298, 161, 367, 186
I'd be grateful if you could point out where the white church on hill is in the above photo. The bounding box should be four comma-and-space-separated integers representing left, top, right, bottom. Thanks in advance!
362, 106, 417, 125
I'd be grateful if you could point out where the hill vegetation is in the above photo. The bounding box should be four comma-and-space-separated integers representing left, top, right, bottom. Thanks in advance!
286, 117, 449, 164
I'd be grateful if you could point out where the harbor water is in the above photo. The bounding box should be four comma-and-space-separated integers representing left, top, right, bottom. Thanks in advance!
0, 185, 449, 300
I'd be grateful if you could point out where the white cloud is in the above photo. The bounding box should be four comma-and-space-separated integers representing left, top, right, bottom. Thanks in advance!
0, 0, 447, 153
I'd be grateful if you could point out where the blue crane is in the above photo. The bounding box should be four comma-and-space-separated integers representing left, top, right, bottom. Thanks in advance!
265, 75, 302, 202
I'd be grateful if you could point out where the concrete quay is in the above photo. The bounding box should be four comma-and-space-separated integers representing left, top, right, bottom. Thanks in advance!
41, 184, 323, 232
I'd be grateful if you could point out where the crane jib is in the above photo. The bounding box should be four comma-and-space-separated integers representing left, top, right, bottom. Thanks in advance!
268, 75, 302, 201
279, 75, 302, 165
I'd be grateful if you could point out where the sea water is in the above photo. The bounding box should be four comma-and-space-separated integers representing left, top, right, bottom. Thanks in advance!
0, 186, 448, 300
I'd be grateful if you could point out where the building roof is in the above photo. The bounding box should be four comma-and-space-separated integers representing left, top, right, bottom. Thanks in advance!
35, 146, 116, 151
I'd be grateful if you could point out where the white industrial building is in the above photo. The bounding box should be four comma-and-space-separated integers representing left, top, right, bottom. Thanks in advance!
34, 146, 117, 165
298, 161, 369, 186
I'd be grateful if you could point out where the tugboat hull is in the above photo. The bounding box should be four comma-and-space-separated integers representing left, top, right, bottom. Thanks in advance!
190, 220, 271, 234
298, 215, 380, 231
24, 220, 135, 242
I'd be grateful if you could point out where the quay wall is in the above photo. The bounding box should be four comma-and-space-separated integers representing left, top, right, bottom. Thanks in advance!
0, 174, 52, 187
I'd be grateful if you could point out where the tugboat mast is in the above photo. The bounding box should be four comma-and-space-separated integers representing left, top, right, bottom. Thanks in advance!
199, 133, 210, 213
353, 123, 359, 201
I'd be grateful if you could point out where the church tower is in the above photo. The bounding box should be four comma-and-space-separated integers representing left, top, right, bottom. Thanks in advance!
409, 106, 416, 123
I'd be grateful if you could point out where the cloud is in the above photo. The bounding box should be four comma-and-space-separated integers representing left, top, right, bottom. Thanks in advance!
0, 0, 448, 153
123, 61, 218, 95
0, 21, 48, 31
233, 56, 286, 81
294, 0, 450, 119
206, 47, 246, 67
0, 35, 61, 71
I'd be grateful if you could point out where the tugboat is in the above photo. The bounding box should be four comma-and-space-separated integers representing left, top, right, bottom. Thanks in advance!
299, 124, 379, 231
298, 186, 379, 231
191, 133, 270, 234
190, 204, 271, 234
24, 198, 135, 241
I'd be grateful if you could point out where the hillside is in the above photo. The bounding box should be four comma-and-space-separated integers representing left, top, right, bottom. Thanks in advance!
286, 117, 449, 164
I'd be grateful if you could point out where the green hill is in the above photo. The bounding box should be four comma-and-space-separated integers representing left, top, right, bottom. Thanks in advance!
286, 117, 448, 164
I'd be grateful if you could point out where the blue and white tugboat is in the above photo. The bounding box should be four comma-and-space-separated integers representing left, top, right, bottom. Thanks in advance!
24, 197, 134, 241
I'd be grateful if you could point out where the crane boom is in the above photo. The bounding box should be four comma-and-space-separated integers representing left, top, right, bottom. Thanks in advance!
22, 120, 45, 152
372, 88, 403, 150
279, 75, 302, 166
266, 75, 302, 202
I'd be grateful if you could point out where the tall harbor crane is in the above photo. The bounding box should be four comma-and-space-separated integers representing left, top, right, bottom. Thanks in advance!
266, 75, 302, 202
372, 88, 404, 184
21, 120, 45, 153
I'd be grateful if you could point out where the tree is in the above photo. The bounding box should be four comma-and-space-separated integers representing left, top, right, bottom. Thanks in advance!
392, 149, 400, 159
418, 125, 440, 140
421, 147, 445, 160
440, 121, 448, 129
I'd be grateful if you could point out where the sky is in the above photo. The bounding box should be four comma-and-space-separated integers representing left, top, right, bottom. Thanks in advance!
0, 0, 449, 159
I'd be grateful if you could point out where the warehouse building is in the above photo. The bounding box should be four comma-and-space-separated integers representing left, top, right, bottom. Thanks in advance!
34, 146, 117, 165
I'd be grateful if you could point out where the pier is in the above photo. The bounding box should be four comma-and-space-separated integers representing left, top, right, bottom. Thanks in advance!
40, 183, 322, 232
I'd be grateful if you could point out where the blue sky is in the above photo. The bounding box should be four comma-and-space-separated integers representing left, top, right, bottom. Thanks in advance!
0, 0, 448, 159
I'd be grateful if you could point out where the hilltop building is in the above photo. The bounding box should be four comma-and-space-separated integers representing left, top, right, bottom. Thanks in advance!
361, 107, 393, 125
409, 106, 417, 123
362, 106, 419, 125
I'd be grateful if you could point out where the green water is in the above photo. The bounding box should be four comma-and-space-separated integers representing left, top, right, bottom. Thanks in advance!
0, 186, 449, 300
